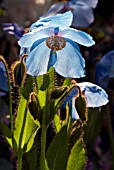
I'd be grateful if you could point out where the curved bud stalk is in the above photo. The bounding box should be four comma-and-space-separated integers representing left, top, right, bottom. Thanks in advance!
68, 120, 84, 151
11, 55, 27, 88
75, 86, 88, 124
51, 86, 67, 99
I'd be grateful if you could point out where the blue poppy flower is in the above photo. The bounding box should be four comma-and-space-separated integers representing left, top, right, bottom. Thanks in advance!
62, 82, 109, 120
18, 26, 95, 78
19, 11, 73, 57
41, 0, 98, 27
0, 62, 8, 96
77, 82, 109, 107
95, 50, 114, 89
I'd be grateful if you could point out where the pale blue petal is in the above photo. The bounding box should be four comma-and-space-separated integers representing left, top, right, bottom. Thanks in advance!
26, 41, 54, 76
60, 28, 95, 47
54, 40, 85, 78
77, 82, 109, 107
63, 86, 79, 120
48, 52, 57, 69
40, 11, 73, 29
19, 47, 30, 57
71, 4, 94, 27
18, 27, 54, 48
30, 38, 47, 51
68, 99, 79, 121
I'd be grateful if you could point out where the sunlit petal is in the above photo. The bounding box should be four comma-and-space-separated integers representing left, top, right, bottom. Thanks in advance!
54, 40, 85, 78
60, 28, 95, 47
77, 82, 109, 107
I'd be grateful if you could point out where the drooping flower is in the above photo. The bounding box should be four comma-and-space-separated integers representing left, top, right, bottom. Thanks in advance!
41, 0, 98, 27
95, 50, 114, 89
61, 82, 109, 120
18, 26, 95, 78
77, 82, 109, 107
0, 62, 8, 96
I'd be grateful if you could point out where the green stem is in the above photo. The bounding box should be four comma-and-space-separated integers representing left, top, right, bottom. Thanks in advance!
40, 91, 48, 170
17, 154, 22, 170
40, 124, 47, 170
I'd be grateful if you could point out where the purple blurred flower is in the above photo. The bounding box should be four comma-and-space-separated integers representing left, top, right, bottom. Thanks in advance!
41, 0, 98, 27
2, 23, 24, 39
95, 50, 114, 89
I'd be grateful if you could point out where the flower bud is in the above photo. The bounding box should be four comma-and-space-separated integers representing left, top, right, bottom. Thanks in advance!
51, 86, 67, 99
75, 95, 88, 122
28, 92, 41, 121
11, 59, 26, 87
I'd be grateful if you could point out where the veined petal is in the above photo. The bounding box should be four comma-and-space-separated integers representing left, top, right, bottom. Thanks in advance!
39, 11, 73, 29
18, 27, 54, 48
68, 99, 79, 121
26, 41, 52, 76
54, 40, 85, 78
59, 28, 95, 47
77, 82, 109, 107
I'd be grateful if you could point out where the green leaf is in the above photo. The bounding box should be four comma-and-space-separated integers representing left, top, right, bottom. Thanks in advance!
14, 95, 35, 153
84, 107, 104, 152
62, 78, 72, 86
0, 121, 12, 138
22, 76, 34, 99
46, 125, 68, 170
38, 90, 46, 108
67, 138, 86, 170
54, 114, 62, 133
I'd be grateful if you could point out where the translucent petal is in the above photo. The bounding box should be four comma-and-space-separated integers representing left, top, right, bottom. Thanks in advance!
26, 41, 54, 76
77, 82, 109, 107
39, 11, 73, 29
54, 40, 85, 78
60, 28, 95, 47
18, 27, 54, 48
68, 99, 79, 121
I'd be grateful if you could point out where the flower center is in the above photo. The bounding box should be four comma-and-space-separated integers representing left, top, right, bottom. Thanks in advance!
46, 35, 66, 51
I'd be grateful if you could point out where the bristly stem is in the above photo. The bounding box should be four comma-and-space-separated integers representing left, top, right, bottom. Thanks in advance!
17, 153, 22, 170
0, 56, 13, 131
40, 91, 48, 170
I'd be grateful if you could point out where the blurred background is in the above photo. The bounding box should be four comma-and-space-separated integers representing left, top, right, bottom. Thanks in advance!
0, 0, 114, 169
